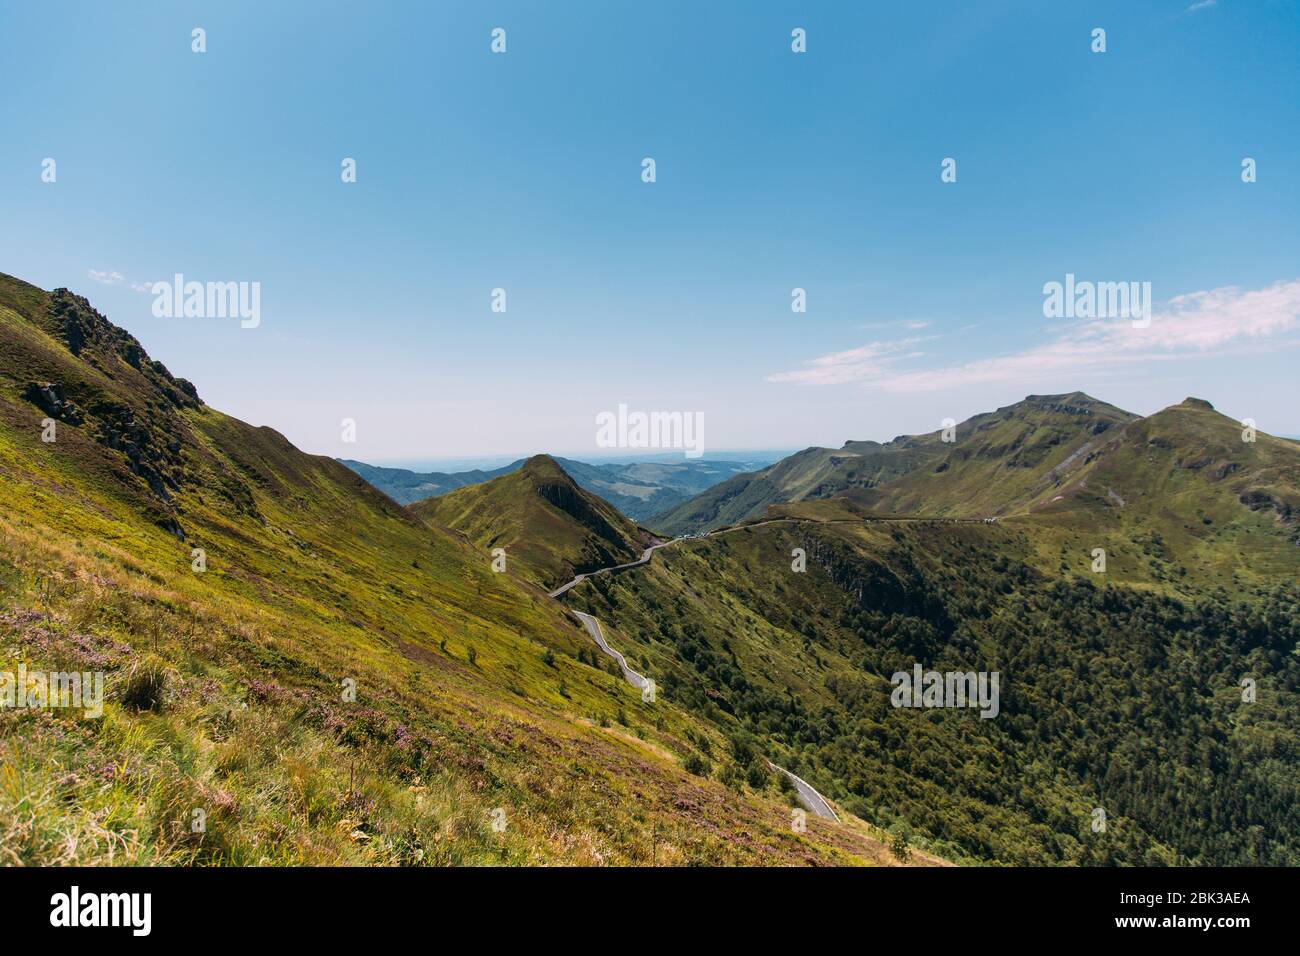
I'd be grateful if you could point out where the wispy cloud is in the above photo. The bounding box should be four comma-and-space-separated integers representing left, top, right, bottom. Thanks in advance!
767, 279, 1300, 393
767, 336, 931, 385
860, 318, 930, 331
1187, 0, 1217, 12
88, 268, 155, 293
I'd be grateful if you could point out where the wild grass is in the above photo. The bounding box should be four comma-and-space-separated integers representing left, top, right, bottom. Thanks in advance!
0, 425, 907, 866
0, 278, 936, 866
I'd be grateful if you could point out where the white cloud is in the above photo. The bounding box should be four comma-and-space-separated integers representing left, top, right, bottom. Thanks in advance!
766, 336, 930, 385
768, 279, 1300, 393
860, 318, 930, 331
87, 268, 156, 293
1187, 0, 1217, 11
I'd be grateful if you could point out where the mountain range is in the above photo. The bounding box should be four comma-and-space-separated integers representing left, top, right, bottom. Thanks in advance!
2, 270, 1297, 866
341, 454, 781, 520
653, 392, 1297, 533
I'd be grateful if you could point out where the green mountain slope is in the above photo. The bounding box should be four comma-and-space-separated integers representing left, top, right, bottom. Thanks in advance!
565, 398, 1300, 864
8, 268, 1294, 868
565, 499, 1300, 865
1004, 398, 1300, 592
0, 272, 921, 866
840, 393, 1138, 516
650, 393, 1136, 533
654, 389, 1298, 593
342, 455, 778, 520
410, 455, 651, 590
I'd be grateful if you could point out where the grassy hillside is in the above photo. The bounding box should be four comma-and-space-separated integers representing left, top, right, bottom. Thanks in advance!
7, 268, 1293, 868
1014, 398, 1300, 591
0, 272, 924, 866
650, 393, 1136, 533
344, 455, 775, 520
411, 455, 652, 590
583, 394, 1300, 864
564, 503, 1300, 865
839, 393, 1137, 517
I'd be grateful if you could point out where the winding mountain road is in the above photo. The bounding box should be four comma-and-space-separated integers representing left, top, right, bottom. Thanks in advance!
551, 526, 844, 822
547, 541, 678, 599
767, 761, 840, 822
570, 610, 651, 693
548, 512, 992, 600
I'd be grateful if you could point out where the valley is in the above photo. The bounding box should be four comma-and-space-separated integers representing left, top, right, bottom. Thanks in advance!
2, 271, 1297, 867
0, 272, 929, 866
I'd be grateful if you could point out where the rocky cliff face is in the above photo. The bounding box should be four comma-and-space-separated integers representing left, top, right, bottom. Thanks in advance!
44, 289, 202, 408
12, 289, 224, 538
20, 294, 194, 508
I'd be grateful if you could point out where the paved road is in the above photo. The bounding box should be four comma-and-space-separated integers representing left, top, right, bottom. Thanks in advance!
567, 604, 840, 822
548, 511, 994, 824
555, 544, 843, 824
548, 540, 681, 598
545, 510, 1006, 833
547, 514, 991, 600
548, 527, 775, 599
570, 609, 651, 693
767, 761, 839, 821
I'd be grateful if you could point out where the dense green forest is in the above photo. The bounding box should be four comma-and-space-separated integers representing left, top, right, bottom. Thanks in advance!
578, 520, 1300, 866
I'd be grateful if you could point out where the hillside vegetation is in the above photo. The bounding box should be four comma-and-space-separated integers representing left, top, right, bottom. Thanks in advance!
651, 394, 1137, 532
571, 394, 1300, 864
411, 455, 651, 591
5, 267, 1296, 868
347, 455, 775, 520
0, 272, 922, 866
568, 505, 1299, 865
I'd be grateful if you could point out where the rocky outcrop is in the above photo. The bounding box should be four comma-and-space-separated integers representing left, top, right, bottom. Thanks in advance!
23, 382, 84, 425
46, 289, 202, 409
93, 402, 186, 499
1239, 489, 1299, 544
1240, 489, 1293, 522
18, 293, 199, 516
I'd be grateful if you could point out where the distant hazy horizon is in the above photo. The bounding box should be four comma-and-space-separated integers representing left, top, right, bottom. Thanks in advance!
350, 394, 1299, 474
353, 448, 795, 474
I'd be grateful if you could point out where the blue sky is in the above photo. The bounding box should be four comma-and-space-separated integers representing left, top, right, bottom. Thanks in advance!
2, 0, 1298, 465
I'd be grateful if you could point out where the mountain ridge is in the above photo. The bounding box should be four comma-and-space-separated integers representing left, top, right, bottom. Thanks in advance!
411, 453, 652, 590
650, 392, 1210, 532
341, 454, 780, 520
5, 269, 1298, 868
1, 272, 912, 866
